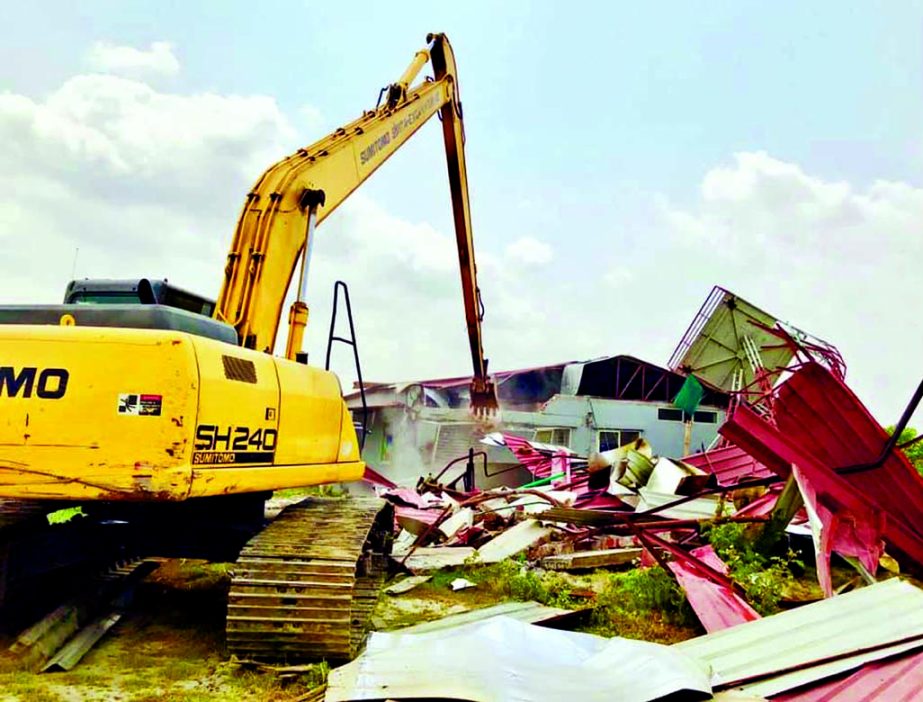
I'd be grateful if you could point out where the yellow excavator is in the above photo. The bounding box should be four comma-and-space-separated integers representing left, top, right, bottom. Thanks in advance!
0, 33, 496, 660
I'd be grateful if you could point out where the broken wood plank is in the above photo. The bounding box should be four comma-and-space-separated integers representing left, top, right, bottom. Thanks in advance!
542, 547, 643, 571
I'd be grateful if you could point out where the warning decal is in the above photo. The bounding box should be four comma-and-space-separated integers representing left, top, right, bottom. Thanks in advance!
118, 393, 163, 416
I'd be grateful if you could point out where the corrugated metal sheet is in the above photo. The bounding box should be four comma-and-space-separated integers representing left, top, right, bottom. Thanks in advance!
431, 422, 479, 468
721, 362, 923, 565
327, 617, 712, 702
683, 445, 774, 486
773, 647, 923, 701
675, 579, 923, 697
667, 286, 794, 392
396, 600, 576, 634
666, 546, 760, 633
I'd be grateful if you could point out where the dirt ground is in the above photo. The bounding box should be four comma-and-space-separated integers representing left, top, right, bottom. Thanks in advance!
0, 557, 516, 702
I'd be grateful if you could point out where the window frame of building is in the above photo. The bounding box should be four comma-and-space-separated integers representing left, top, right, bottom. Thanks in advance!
693, 410, 719, 424
533, 427, 571, 447
596, 429, 642, 452
658, 407, 719, 424
657, 407, 685, 422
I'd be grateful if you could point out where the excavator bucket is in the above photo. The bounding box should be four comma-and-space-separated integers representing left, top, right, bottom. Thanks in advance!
469, 377, 499, 418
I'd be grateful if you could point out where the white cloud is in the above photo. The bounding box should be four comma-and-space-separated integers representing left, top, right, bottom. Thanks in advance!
0, 55, 564, 391
86, 41, 180, 77
659, 151, 923, 423
0, 64, 299, 305
504, 237, 553, 265
602, 267, 634, 288
0, 51, 918, 427
302, 196, 567, 384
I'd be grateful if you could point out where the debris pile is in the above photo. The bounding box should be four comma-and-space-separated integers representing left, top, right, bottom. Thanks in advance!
337, 286, 923, 701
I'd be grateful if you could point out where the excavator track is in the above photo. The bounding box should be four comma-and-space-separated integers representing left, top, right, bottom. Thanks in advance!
226, 497, 393, 662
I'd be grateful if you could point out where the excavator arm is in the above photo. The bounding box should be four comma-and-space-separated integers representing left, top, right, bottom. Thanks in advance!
215, 33, 498, 415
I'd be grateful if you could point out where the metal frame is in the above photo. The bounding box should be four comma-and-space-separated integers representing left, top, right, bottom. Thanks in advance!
325, 280, 369, 450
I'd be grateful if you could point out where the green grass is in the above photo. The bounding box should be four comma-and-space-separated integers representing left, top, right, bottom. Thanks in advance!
420, 557, 701, 643
704, 522, 803, 615
273, 484, 347, 499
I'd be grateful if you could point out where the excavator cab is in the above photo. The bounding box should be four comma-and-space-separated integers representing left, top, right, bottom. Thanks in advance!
0, 279, 238, 344
64, 278, 216, 317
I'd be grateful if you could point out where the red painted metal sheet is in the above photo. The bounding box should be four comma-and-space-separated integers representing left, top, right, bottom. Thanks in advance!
720, 363, 923, 567
363, 465, 398, 489
734, 485, 785, 518
683, 444, 774, 486
773, 647, 923, 702
497, 433, 578, 479
667, 545, 761, 633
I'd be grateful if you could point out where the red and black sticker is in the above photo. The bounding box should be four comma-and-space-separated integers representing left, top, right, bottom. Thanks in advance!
118, 393, 162, 416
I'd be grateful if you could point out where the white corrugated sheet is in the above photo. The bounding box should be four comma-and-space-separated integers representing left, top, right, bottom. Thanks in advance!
326, 617, 712, 702
675, 578, 923, 697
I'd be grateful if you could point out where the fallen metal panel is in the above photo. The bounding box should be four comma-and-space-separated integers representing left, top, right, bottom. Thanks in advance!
720, 364, 923, 565
682, 445, 774, 486
771, 363, 923, 562
396, 600, 577, 634
675, 579, 923, 694
667, 546, 760, 633
327, 617, 712, 702
383, 575, 431, 595
741, 639, 923, 698
772, 647, 923, 702
43, 611, 122, 672
667, 286, 794, 392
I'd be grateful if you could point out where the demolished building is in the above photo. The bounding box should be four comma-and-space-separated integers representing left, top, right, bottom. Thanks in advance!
346, 355, 729, 486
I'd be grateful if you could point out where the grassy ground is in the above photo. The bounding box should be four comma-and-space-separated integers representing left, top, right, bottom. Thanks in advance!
0, 503, 863, 701
392, 559, 704, 644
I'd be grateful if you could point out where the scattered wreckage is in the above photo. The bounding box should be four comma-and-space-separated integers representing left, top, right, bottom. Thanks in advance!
330, 286, 923, 701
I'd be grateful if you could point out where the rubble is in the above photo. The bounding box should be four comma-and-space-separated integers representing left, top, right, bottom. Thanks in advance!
353, 285, 923, 700
542, 547, 643, 571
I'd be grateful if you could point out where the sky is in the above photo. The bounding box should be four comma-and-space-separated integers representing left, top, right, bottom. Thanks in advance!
1, 2, 923, 425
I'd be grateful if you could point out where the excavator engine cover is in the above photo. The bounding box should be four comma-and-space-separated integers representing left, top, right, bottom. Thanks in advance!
0, 325, 364, 501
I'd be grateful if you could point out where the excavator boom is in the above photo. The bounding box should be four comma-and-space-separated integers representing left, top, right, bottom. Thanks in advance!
0, 32, 493, 663
0, 33, 494, 506
216, 33, 497, 414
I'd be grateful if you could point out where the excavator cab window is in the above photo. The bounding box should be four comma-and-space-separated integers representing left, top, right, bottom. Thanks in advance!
64, 279, 216, 317
68, 291, 143, 305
